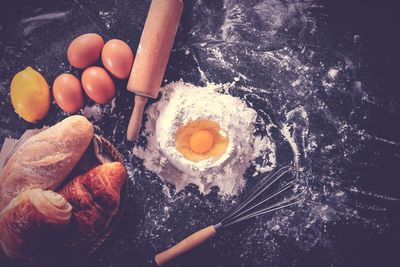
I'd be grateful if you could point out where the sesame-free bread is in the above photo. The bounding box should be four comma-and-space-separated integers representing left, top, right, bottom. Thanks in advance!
0, 115, 94, 211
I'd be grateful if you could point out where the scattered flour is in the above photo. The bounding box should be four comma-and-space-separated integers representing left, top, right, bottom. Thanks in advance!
327, 68, 339, 79
81, 104, 103, 122
133, 81, 274, 196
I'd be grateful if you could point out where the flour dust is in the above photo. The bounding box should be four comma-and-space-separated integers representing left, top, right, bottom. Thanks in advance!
131, 0, 398, 265
0, 0, 398, 265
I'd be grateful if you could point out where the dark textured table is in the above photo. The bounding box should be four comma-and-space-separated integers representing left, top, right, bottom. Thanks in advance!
1, 0, 399, 266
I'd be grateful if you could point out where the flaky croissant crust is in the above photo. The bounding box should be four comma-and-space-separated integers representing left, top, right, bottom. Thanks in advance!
0, 189, 72, 259
60, 162, 126, 243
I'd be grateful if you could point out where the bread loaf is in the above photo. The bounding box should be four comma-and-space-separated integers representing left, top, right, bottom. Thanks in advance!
0, 115, 94, 211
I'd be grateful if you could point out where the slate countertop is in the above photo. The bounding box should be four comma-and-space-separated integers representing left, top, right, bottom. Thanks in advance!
0, 0, 399, 266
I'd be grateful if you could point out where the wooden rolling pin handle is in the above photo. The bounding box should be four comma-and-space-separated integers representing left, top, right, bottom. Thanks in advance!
127, 95, 148, 141
155, 225, 217, 266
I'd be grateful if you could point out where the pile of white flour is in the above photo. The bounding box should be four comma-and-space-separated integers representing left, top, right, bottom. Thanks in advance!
133, 81, 271, 196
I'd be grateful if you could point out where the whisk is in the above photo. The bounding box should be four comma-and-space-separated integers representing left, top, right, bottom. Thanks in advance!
155, 166, 306, 266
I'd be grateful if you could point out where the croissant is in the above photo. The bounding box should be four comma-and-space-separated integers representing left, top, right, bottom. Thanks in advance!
59, 162, 126, 245
0, 189, 72, 259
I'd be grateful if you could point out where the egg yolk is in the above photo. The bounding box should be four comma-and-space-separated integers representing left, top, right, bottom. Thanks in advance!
189, 130, 214, 154
175, 120, 229, 162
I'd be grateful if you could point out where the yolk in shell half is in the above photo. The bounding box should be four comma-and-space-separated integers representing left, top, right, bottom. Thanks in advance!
175, 120, 229, 162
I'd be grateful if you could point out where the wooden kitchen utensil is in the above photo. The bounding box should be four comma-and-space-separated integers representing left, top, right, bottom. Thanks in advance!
155, 166, 307, 266
126, 0, 183, 141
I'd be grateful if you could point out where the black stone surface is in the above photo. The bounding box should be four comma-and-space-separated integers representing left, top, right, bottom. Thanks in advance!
0, 0, 399, 266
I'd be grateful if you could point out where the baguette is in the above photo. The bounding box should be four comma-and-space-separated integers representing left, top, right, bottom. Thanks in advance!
0, 115, 94, 211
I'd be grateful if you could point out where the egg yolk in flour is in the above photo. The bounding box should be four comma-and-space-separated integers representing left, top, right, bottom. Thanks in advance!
175, 120, 229, 162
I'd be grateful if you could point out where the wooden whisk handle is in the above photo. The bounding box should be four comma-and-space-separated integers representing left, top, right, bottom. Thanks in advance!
155, 225, 217, 266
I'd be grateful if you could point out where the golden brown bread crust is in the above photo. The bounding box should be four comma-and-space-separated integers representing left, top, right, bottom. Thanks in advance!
0, 115, 94, 212
59, 162, 126, 245
0, 189, 72, 259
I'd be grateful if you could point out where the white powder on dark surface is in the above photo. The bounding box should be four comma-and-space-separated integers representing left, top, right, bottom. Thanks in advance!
327, 68, 339, 79
1, 1, 397, 265
81, 104, 103, 122
133, 81, 276, 196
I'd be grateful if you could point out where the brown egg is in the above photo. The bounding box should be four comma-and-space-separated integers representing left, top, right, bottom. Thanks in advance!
67, 33, 104, 69
101, 39, 134, 79
53, 74, 84, 113
82, 66, 116, 104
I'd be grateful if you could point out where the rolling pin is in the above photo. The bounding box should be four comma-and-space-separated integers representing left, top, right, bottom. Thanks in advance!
126, 0, 184, 141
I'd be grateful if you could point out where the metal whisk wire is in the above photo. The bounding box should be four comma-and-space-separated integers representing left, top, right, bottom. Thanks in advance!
216, 166, 306, 229
155, 165, 307, 266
